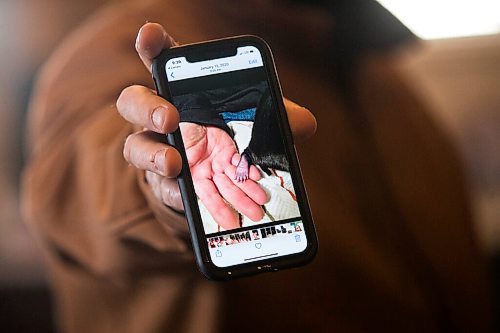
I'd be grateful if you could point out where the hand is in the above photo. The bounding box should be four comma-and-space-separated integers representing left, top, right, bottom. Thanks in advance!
180, 123, 267, 228
117, 23, 317, 228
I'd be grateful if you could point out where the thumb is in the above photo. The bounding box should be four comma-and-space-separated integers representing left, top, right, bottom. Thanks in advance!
135, 22, 178, 73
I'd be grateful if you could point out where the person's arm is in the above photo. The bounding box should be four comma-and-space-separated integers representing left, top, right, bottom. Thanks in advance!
21, 10, 316, 281
21, 5, 194, 282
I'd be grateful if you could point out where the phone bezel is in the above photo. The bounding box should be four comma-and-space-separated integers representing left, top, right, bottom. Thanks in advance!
152, 35, 317, 280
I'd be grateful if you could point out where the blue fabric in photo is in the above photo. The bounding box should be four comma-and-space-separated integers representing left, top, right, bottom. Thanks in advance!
220, 108, 256, 123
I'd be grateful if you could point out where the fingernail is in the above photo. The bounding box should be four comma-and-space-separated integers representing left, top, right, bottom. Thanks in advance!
152, 107, 166, 132
154, 149, 167, 175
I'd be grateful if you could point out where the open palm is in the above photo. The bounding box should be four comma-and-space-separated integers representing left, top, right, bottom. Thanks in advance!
180, 122, 268, 230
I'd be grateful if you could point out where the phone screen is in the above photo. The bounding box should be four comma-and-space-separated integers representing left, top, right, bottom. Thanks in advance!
164, 45, 308, 267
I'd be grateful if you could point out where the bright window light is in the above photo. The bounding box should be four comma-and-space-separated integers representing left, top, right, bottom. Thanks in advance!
377, 0, 500, 39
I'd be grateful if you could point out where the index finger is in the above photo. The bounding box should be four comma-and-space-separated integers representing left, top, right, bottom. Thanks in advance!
135, 23, 178, 73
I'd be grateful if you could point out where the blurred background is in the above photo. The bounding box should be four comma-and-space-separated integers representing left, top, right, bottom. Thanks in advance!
0, 1, 109, 331
0, 0, 499, 332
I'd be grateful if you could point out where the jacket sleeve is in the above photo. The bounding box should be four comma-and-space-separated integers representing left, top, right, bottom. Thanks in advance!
21, 2, 194, 282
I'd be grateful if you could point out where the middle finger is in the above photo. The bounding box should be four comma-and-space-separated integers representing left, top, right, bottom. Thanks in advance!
124, 130, 182, 177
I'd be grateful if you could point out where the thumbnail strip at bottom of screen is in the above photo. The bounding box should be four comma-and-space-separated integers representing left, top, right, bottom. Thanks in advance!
205, 218, 304, 246
206, 217, 302, 238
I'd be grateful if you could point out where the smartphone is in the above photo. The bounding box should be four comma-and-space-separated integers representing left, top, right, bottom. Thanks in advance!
152, 35, 317, 280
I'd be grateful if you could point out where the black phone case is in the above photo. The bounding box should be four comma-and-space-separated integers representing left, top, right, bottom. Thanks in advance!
152, 35, 317, 280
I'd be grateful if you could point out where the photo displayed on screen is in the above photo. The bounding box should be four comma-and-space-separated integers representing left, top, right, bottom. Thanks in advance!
167, 48, 302, 237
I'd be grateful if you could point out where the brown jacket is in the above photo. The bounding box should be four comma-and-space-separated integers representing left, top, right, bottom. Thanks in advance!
22, 1, 493, 332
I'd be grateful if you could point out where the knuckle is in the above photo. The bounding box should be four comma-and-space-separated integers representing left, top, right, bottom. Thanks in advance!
148, 148, 158, 167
